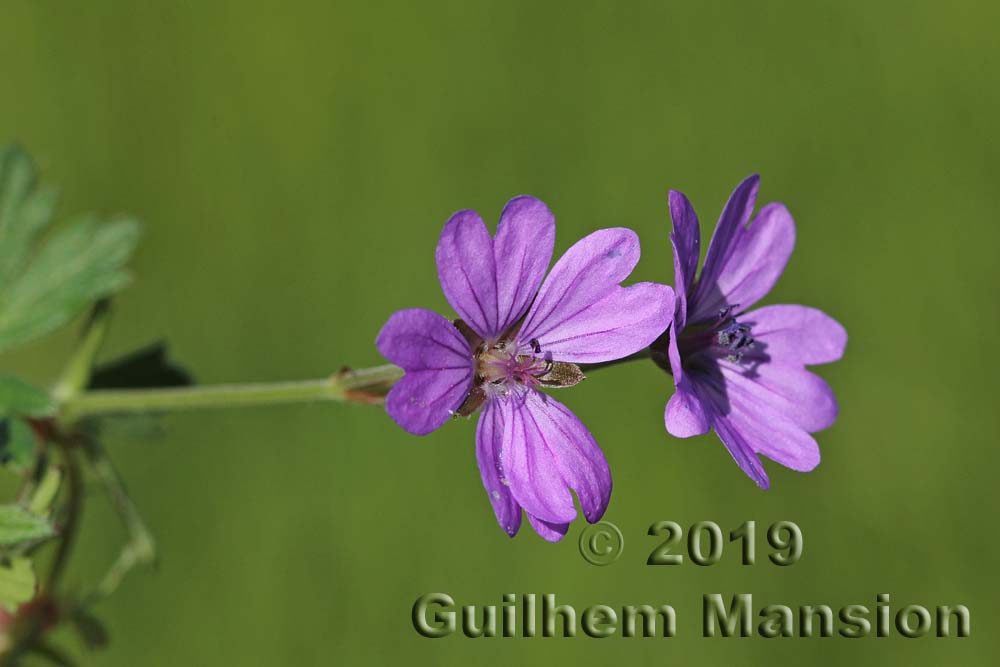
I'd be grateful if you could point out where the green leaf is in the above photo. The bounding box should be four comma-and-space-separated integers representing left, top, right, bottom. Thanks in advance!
0, 217, 140, 353
0, 377, 52, 473
0, 145, 141, 354
0, 504, 54, 546
0, 555, 36, 612
0, 375, 55, 416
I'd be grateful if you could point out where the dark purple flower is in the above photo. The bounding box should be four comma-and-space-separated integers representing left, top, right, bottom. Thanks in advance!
377, 196, 674, 541
656, 175, 846, 489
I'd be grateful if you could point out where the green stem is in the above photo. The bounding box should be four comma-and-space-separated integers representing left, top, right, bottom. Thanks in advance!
51, 299, 113, 403
80, 436, 155, 605
59, 364, 404, 421
45, 443, 82, 591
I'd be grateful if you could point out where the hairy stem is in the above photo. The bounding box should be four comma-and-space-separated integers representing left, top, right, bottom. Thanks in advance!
58, 364, 404, 421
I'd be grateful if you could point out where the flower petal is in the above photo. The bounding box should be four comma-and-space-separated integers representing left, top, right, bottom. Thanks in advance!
741, 304, 847, 366
694, 366, 822, 487
494, 196, 555, 334
524, 283, 674, 364
500, 391, 612, 525
682, 370, 770, 488
723, 382, 822, 473
476, 401, 522, 537
435, 209, 500, 339
519, 228, 672, 363
719, 359, 838, 432
668, 190, 700, 330
663, 321, 711, 436
376, 308, 474, 435
666, 322, 685, 382
519, 228, 639, 337
664, 380, 712, 438
384, 369, 473, 435
689, 175, 760, 323
498, 395, 576, 523
526, 514, 570, 542
690, 202, 795, 322
713, 414, 771, 489
376, 308, 472, 370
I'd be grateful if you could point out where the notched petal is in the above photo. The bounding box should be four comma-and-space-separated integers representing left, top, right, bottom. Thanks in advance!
476, 401, 523, 536
436, 209, 499, 339
527, 514, 570, 542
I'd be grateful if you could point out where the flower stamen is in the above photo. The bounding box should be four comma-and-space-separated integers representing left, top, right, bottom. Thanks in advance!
713, 307, 755, 362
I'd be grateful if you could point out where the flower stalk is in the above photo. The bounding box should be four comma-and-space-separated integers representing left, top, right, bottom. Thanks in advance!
58, 364, 405, 421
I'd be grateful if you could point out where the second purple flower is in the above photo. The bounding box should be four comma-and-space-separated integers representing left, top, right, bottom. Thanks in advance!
377, 196, 674, 541
653, 175, 847, 489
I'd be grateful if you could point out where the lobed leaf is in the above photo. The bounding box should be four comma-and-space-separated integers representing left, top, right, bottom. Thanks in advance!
0, 216, 139, 352
0, 145, 141, 354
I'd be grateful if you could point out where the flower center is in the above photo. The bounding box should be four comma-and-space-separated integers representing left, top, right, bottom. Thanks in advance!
680, 305, 756, 363
477, 340, 549, 390
715, 319, 754, 362
451, 319, 586, 417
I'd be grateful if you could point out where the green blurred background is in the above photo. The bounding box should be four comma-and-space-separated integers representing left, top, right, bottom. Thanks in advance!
2, 0, 998, 664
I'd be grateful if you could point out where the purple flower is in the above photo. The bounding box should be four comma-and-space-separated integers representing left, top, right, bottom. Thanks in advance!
377, 196, 674, 541
656, 175, 847, 489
